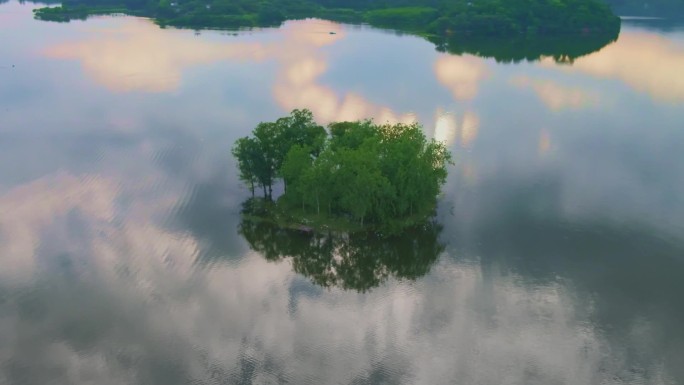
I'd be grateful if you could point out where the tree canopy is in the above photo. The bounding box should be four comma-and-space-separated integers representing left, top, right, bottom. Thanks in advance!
232, 109, 452, 233
231, 109, 326, 199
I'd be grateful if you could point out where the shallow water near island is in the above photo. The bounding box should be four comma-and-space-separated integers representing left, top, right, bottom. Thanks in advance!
1, 2, 684, 384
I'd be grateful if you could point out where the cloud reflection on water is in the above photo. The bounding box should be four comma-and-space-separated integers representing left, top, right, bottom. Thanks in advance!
510, 76, 600, 111
0, 172, 117, 284
434, 110, 479, 148
44, 18, 269, 92
434, 55, 490, 101
0, 161, 677, 384
43, 18, 416, 124
0, 171, 667, 384
271, 21, 416, 124
542, 29, 684, 102
1, 6, 682, 383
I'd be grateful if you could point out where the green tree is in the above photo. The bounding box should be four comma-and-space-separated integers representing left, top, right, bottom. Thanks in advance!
257, 3, 285, 25
231, 137, 260, 197
281, 144, 313, 209
273, 109, 326, 168
251, 121, 281, 198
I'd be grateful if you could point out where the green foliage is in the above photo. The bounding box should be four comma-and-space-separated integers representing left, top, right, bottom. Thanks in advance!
231, 137, 263, 196
425, 0, 620, 36
232, 109, 326, 199
365, 7, 438, 31
233, 109, 452, 233
33, 5, 129, 22
257, 5, 286, 26
34, 0, 622, 39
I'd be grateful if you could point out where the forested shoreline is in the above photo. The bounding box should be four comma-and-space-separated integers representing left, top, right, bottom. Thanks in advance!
34, 0, 621, 38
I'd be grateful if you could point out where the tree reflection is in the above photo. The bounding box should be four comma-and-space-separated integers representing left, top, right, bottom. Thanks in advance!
238, 198, 444, 292
429, 30, 620, 63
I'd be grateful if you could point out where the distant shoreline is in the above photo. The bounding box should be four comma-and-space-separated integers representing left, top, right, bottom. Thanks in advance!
34, 0, 621, 39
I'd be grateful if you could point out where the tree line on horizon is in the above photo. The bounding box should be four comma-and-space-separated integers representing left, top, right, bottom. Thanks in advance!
34, 0, 622, 37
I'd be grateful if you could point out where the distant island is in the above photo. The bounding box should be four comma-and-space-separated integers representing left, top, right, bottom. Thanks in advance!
232, 109, 451, 234
34, 0, 621, 38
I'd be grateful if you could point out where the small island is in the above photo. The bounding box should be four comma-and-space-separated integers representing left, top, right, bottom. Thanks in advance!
232, 109, 451, 234
34, 0, 621, 39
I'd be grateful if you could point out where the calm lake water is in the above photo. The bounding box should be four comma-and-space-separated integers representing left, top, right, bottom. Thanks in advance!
1, 1, 684, 384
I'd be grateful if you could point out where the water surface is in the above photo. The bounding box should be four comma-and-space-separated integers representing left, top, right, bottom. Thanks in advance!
1, 2, 684, 384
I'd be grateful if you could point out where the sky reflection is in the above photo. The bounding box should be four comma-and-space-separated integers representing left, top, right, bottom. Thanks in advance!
541, 28, 684, 102
44, 18, 269, 92
1, 2, 684, 383
509, 76, 600, 111
434, 55, 490, 101
2, 169, 672, 383
43, 18, 417, 124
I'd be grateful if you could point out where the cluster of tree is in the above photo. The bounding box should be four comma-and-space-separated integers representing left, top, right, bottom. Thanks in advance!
232, 109, 326, 200
232, 109, 451, 232
34, 0, 621, 38
434, 0, 620, 36
33, 5, 129, 21
239, 198, 444, 291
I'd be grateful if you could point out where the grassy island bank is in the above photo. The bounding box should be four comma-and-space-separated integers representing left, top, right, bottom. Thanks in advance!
35, 0, 620, 39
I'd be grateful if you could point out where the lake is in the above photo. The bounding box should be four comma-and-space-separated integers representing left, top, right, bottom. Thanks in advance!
1, 1, 683, 384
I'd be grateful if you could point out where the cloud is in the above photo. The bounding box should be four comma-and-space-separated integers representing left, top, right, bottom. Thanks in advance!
542, 30, 684, 102
271, 20, 416, 124
0, 172, 117, 284
44, 18, 268, 92
510, 76, 600, 111
0, 168, 676, 384
4, 251, 670, 384
43, 17, 416, 124
433, 110, 479, 148
539, 128, 551, 155
434, 54, 490, 101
